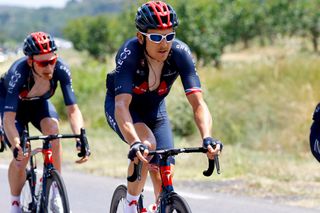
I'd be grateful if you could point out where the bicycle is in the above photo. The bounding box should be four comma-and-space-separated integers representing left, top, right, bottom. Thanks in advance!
19, 127, 90, 213
110, 146, 221, 213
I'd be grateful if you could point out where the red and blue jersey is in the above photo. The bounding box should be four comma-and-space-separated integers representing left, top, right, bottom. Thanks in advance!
0, 57, 76, 112
106, 37, 202, 110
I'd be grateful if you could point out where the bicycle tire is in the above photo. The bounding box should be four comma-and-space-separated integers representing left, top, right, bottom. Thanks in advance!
110, 185, 127, 213
42, 169, 70, 213
165, 193, 192, 213
20, 173, 33, 213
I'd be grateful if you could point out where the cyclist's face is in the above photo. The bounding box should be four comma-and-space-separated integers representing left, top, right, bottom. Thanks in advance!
28, 52, 57, 80
142, 28, 174, 62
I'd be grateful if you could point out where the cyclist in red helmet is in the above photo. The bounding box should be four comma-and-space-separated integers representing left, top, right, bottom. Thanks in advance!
105, 1, 222, 212
0, 31, 89, 213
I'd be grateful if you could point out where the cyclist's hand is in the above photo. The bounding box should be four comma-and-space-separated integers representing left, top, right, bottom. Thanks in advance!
128, 142, 149, 163
75, 139, 90, 164
76, 154, 89, 164
203, 137, 223, 160
75, 129, 91, 164
12, 144, 27, 161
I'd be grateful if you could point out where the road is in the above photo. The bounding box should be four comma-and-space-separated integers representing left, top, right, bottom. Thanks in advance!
0, 164, 318, 213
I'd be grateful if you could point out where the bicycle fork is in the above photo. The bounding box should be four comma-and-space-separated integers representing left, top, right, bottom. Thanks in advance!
158, 158, 174, 212
39, 141, 55, 212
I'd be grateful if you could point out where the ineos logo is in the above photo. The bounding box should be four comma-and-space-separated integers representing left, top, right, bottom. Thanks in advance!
116, 48, 131, 72
8, 70, 21, 94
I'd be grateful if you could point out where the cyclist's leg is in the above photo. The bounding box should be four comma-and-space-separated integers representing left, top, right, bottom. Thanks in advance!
105, 97, 156, 212
30, 100, 61, 172
5, 111, 29, 211
149, 108, 175, 201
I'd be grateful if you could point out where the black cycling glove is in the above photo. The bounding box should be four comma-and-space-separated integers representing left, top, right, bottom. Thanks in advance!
128, 142, 147, 161
203, 137, 223, 151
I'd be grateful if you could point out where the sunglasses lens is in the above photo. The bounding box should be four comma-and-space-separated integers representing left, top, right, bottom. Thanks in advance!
49, 58, 57, 65
35, 57, 57, 67
166, 33, 175, 42
149, 34, 163, 42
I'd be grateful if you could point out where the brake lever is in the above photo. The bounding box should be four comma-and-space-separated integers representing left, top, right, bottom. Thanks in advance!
78, 128, 91, 157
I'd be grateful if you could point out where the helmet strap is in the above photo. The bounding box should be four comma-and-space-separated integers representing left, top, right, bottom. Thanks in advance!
30, 57, 43, 78
142, 36, 160, 62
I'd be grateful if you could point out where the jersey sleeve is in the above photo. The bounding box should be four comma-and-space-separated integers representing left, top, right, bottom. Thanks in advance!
3, 60, 28, 112
113, 38, 141, 96
55, 60, 77, 105
172, 40, 202, 96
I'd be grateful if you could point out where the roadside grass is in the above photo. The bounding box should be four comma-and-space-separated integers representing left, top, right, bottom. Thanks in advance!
0, 42, 319, 209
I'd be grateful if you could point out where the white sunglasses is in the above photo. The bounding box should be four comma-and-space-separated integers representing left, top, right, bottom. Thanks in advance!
140, 31, 176, 43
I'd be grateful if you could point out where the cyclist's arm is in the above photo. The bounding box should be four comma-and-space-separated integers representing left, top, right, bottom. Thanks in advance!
186, 92, 221, 158
115, 94, 148, 163
3, 112, 20, 148
186, 92, 212, 139
66, 104, 84, 135
66, 104, 88, 163
114, 94, 140, 145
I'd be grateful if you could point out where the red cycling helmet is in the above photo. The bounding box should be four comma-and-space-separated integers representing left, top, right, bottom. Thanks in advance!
23, 31, 57, 56
135, 1, 179, 32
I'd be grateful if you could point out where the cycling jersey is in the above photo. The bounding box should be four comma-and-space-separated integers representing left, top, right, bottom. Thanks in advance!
0, 57, 76, 145
0, 57, 77, 112
105, 38, 202, 164
106, 38, 201, 110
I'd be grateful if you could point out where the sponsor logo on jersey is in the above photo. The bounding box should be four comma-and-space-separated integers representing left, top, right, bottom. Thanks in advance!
8, 70, 21, 94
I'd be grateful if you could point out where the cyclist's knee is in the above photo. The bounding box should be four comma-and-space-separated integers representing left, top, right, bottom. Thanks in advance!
40, 118, 59, 135
148, 163, 159, 172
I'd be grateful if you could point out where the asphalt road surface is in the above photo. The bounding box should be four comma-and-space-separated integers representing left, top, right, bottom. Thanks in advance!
0, 164, 318, 213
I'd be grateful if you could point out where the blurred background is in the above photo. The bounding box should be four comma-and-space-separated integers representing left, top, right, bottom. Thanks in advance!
0, 0, 319, 209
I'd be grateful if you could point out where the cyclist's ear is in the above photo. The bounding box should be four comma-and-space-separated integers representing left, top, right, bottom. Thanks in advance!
137, 32, 144, 44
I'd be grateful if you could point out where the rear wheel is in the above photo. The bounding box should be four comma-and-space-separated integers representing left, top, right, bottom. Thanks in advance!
42, 169, 70, 213
165, 193, 192, 213
109, 185, 127, 213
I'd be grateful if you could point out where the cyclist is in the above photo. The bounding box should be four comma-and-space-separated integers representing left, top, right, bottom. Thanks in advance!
310, 103, 320, 163
0, 31, 89, 213
104, 1, 223, 212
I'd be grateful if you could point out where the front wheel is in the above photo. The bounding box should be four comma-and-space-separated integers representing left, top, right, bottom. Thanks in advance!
20, 176, 33, 213
165, 193, 192, 213
110, 185, 127, 213
42, 169, 70, 213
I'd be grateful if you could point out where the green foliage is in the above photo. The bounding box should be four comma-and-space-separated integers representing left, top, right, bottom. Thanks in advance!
51, 55, 107, 128
167, 94, 196, 137
0, 0, 129, 41
1, 0, 318, 63
64, 15, 113, 60
63, 6, 136, 61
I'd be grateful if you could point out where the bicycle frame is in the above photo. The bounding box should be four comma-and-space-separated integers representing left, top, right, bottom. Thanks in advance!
24, 140, 55, 212
127, 147, 221, 212
158, 155, 175, 212
20, 128, 90, 212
